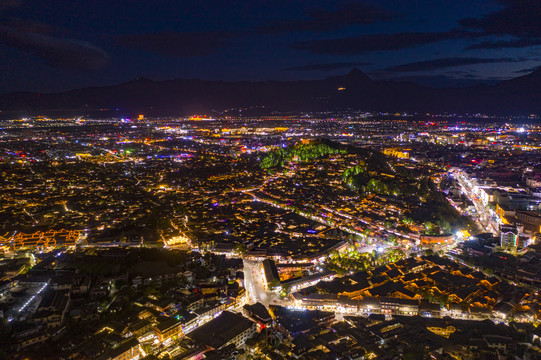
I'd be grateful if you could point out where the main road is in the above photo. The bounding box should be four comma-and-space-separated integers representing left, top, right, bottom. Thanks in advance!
243, 259, 282, 307
453, 169, 498, 234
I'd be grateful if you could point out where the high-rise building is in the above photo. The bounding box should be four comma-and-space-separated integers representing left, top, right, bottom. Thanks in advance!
500, 225, 519, 249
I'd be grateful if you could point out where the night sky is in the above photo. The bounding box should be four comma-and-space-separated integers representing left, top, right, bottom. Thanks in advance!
1, 0, 540, 93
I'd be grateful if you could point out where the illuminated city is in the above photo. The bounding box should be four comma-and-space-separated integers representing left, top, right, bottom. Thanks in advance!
0, 115, 541, 359
2, 1, 541, 360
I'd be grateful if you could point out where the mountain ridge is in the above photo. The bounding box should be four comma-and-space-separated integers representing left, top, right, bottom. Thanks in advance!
1, 69, 540, 118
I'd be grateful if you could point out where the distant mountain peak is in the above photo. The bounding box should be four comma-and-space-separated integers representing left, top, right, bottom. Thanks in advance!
345, 68, 371, 81
348, 68, 366, 76
0, 68, 540, 117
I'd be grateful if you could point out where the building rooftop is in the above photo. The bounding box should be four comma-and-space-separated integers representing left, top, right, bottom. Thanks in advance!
188, 311, 254, 349
155, 317, 181, 333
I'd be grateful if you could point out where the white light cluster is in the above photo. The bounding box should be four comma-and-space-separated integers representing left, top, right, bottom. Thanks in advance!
18, 282, 48, 313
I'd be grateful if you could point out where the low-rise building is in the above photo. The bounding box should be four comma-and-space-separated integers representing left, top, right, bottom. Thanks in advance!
154, 317, 182, 345
188, 311, 257, 350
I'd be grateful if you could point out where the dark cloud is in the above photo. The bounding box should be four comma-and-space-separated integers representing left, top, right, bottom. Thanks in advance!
459, 0, 541, 38
0, 0, 23, 11
514, 65, 541, 73
116, 32, 235, 57
460, 0, 541, 49
445, 69, 479, 76
3, 18, 55, 35
374, 74, 507, 88
380, 57, 525, 72
260, 2, 392, 33
0, 24, 110, 70
291, 1, 541, 55
283, 62, 371, 72
466, 38, 541, 49
0, 0, 109, 70
292, 31, 477, 55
